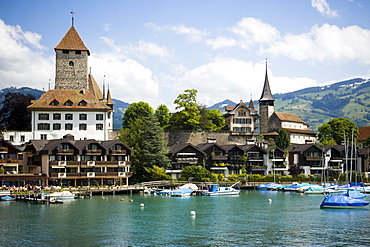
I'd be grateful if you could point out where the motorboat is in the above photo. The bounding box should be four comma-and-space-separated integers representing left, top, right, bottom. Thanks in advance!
48, 191, 76, 200
1, 195, 15, 201
202, 182, 240, 196
171, 188, 194, 197
320, 194, 369, 209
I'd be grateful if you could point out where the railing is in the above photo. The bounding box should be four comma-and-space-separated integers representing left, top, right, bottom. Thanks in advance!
305, 157, 321, 161
56, 149, 74, 155
111, 150, 127, 155
0, 159, 18, 163
0, 147, 9, 152
211, 155, 228, 160
49, 172, 133, 178
250, 166, 267, 171
85, 150, 102, 155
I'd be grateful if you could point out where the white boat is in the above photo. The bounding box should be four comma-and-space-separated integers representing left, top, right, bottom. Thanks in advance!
202, 182, 240, 196
48, 191, 76, 200
171, 188, 194, 197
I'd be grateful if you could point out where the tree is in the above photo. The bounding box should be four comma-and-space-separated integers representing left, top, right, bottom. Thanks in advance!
119, 103, 170, 182
171, 89, 201, 130
275, 128, 290, 149
154, 104, 171, 128
122, 101, 153, 128
144, 165, 171, 181
200, 108, 225, 131
288, 164, 304, 176
318, 117, 358, 145
0, 92, 35, 131
181, 165, 210, 182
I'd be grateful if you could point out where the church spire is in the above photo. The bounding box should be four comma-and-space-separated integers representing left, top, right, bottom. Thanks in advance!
259, 60, 274, 102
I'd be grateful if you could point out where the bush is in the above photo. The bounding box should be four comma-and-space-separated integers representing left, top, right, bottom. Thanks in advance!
227, 174, 238, 182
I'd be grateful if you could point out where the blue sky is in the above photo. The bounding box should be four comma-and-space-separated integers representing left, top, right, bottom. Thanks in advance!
0, 0, 369, 110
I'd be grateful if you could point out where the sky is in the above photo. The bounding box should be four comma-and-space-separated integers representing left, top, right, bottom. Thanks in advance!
0, 0, 370, 111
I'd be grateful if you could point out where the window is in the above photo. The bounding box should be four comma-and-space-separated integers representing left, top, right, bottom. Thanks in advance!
65, 123, 73, 130
53, 123, 61, 130
53, 113, 61, 120
96, 124, 103, 130
37, 123, 50, 130
41, 134, 47, 140
50, 100, 59, 106
9, 136, 14, 142
69, 61, 74, 66
64, 100, 73, 106
21, 136, 25, 142
65, 114, 73, 120
78, 100, 87, 106
96, 114, 103, 120
38, 113, 49, 120
79, 124, 87, 131
79, 114, 87, 120
238, 111, 246, 116
62, 50, 69, 54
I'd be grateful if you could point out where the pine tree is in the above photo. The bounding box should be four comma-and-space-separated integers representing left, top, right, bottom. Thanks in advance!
276, 128, 290, 149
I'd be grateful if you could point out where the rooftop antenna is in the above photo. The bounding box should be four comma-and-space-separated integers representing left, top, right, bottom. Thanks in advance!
71, 12, 76, 26
48, 79, 51, 90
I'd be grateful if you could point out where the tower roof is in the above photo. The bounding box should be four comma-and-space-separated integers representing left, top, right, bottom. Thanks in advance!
259, 62, 274, 102
54, 26, 90, 55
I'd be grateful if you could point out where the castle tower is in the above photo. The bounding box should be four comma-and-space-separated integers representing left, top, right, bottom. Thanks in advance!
258, 62, 275, 134
54, 26, 90, 90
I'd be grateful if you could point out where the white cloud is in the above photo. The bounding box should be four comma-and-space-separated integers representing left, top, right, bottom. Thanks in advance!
89, 54, 160, 106
103, 23, 111, 32
229, 17, 280, 49
145, 22, 209, 43
0, 19, 53, 90
206, 36, 238, 50
311, 0, 339, 18
263, 24, 370, 64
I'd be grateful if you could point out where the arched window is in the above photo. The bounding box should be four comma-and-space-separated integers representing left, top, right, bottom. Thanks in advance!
69, 61, 74, 66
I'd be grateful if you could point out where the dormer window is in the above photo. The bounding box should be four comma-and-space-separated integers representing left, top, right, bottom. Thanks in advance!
78, 100, 87, 106
64, 100, 73, 106
50, 100, 59, 106
69, 61, 74, 66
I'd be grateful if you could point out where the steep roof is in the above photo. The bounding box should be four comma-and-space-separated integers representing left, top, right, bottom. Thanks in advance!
358, 126, 370, 141
273, 112, 308, 125
88, 74, 103, 100
27, 90, 111, 111
259, 63, 274, 102
54, 26, 90, 55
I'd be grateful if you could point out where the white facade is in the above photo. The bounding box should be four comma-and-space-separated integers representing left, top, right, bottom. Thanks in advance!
31, 110, 113, 141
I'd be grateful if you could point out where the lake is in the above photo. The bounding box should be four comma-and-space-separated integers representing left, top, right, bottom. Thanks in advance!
1, 190, 370, 246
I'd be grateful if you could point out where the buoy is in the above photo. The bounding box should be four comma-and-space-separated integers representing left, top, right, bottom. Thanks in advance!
140, 203, 144, 207
120, 198, 124, 201
129, 199, 133, 202
268, 199, 272, 203
190, 210, 196, 216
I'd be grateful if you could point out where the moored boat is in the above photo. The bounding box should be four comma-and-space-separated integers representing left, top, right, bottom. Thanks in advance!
320, 194, 369, 209
202, 182, 240, 196
1, 195, 15, 201
171, 188, 194, 197
48, 191, 76, 200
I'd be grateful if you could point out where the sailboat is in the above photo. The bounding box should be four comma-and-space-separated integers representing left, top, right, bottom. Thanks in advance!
320, 129, 368, 208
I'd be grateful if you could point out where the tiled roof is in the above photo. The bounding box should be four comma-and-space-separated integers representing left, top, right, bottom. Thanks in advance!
274, 112, 308, 125
88, 74, 103, 100
27, 90, 111, 110
358, 126, 370, 141
285, 128, 316, 135
54, 26, 89, 54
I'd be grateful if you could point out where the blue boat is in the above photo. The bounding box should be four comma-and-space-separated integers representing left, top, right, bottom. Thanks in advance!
320, 194, 369, 209
1, 195, 15, 201
171, 188, 194, 197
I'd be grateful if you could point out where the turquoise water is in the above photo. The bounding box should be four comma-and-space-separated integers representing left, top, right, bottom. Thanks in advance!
1, 190, 370, 246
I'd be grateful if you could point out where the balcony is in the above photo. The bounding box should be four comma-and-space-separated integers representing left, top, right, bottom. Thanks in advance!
305, 156, 321, 161
176, 157, 198, 164
0, 147, 9, 153
250, 166, 267, 171
85, 150, 102, 155
56, 149, 74, 155
111, 150, 127, 155
211, 155, 228, 161
0, 159, 18, 164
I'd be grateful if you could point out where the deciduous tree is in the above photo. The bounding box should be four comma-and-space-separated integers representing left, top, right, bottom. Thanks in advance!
318, 117, 358, 145
275, 128, 290, 149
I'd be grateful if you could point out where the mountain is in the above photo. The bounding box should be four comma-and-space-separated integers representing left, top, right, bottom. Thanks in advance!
208, 78, 370, 131
207, 99, 236, 113
0, 87, 130, 130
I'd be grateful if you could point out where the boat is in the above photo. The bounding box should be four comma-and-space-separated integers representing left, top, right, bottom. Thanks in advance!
303, 185, 325, 194
283, 183, 311, 192
49, 197, 63, 204
320, 194, 369, 209
202, 182, 240, 196
257, 183, 281, 190
48, 191, 76, 200
1, 195, 15, 201
171, 188, 194, 197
